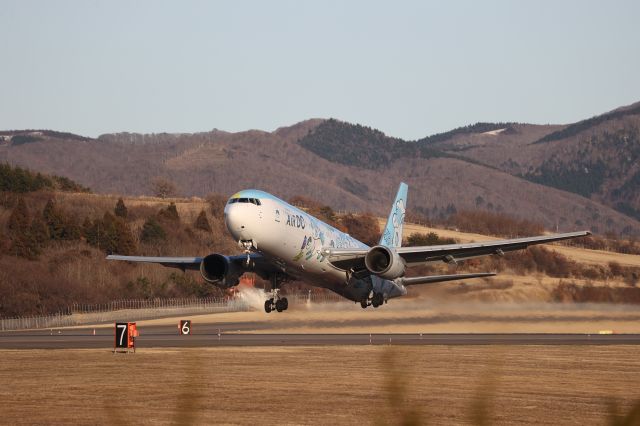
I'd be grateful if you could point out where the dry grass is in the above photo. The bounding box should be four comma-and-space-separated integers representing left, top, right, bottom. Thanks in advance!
1, 346, 639, 425
398, 221, 640, 268
77, 296, 640, 334
56, 192, 210, 222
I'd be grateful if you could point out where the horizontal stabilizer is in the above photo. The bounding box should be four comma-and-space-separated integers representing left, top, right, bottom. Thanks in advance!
397, 272, 496, 286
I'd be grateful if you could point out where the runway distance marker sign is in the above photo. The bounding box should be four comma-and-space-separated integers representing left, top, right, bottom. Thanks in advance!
179, 320, 191, 335
114, 322, 137, 352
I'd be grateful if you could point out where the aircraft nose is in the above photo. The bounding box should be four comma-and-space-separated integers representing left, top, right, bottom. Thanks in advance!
224, 203, 250, 239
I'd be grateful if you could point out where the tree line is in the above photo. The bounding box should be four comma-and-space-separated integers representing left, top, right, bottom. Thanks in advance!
0, 163, 90, 193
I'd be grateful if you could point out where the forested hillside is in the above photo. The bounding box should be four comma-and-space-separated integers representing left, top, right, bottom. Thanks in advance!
524, 120, 640, 220
0, 163, 90, 193
0, 174, 383, 316
1, 180, 639, 317
1, 102, 640, 237
0, 190, 231, 317
425, 102, 640, 222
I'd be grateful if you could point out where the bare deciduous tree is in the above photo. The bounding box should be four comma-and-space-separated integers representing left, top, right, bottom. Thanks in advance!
150, 177, 178, 199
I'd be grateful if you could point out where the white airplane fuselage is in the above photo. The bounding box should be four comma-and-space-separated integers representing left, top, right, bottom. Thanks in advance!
224, 189, 407, 302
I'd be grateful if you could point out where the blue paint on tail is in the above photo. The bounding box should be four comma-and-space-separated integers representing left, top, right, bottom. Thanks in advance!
379, 183, 408, 248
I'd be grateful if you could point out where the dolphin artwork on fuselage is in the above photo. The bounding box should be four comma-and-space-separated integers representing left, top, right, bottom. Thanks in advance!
107, 183, 590, 313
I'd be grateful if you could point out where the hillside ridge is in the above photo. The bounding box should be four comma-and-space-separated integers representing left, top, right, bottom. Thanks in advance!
1, 101, 639, 236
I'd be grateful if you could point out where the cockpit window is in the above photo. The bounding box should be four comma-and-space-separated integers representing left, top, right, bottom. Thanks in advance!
228, 197, 261, 205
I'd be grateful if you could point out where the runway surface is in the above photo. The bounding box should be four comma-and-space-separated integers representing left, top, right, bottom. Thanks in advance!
1, 323, 640, 349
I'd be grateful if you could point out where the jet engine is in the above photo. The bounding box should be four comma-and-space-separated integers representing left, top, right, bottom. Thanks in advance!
364, 245, 406, 280
200, 254, 241, 288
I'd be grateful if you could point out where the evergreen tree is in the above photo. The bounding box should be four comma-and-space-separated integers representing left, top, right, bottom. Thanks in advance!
405, 232, 456, 247
114, 198, 128, 219
114, 218, 137, 255
140, 217, 166, 244
194, 210, 212, 232
43, 199, 65, 240
7, 197, 30, 235
64, 214, 81, 241
34, 172, 49, 190
158, 202, 180, 222
0, 230, 8, 253
30, 216, 49, 248
340, 212, 380, 246
0, 163, 87, 193
98, 212, 119, 253
81, 216, 93, 240
83, 213, 133, 254
84, 218, 99, 247
42, 199, 80, 241
6, 198, 39, 259
319, 206, 337, 223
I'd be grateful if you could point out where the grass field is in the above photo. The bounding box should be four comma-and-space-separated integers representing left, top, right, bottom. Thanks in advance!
116, 300, 640, 335
1, 346, 639, 425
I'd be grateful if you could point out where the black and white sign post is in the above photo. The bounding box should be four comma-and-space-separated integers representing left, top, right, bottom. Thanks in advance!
115, 322, 129, 349
114, 322, 137, 353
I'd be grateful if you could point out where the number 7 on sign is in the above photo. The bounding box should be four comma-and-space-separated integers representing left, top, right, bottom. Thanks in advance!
117, 324, 128, 346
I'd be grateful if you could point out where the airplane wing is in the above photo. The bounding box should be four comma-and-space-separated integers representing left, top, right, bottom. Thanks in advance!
106, 255, 203, 270
106, 253, 282, 275
324, 231, 590, 270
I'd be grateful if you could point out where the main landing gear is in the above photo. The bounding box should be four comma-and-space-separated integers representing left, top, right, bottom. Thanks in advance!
360, 292, 385, 309
264, 274, 289, 313
264, 296, 288, 313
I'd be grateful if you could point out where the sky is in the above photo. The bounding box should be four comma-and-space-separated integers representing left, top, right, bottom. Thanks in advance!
1, 0, 639, 140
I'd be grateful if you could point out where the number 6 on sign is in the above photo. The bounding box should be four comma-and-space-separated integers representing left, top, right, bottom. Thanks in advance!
180, 320, 191, 335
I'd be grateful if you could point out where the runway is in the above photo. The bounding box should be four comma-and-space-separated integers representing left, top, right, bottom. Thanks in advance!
1, 323, 640, 349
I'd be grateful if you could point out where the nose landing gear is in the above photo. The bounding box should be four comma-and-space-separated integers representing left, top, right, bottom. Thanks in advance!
239, 240, 256, 266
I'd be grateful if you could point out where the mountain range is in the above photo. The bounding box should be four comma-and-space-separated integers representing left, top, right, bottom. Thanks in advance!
1, 101, 639, 236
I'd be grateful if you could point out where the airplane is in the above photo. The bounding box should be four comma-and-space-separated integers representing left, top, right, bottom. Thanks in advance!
107, 183, 589, 313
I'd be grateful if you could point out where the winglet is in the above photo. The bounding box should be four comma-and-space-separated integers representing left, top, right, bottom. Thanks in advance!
379, 182, 408, 248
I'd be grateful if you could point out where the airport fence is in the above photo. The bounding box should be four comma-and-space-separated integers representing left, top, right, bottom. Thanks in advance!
0, 291, 345, 331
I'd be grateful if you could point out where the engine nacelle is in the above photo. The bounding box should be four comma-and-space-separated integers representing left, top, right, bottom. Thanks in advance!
364, 245, 406, 280
199, 254, 241, 288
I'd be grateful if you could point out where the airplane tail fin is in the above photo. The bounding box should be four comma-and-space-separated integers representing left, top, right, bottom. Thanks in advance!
379, 182, 408, 248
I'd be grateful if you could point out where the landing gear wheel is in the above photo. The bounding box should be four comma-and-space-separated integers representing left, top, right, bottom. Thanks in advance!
371, 293, 384, 308
360, 300, 368, 309
265, 273, 290, 313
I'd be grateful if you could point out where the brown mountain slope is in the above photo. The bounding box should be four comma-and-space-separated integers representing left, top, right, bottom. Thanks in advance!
1, 118, 639, 236
429, 102, 640, 220
419, 123, 565, 171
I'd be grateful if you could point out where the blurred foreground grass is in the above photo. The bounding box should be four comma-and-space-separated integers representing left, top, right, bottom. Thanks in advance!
1, 346, 640, 425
